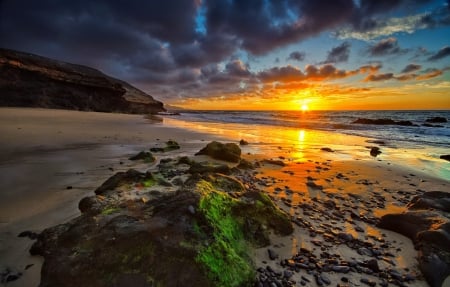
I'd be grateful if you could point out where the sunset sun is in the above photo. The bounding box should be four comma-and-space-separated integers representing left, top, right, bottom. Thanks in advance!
301, 103, 309, 111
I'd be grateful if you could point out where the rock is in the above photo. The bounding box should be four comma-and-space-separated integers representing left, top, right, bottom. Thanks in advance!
331, 266, 350, 273
425, 117, 447, 123
237, 159, 254, 169
440, 155, 450, 162
195, 141, 241, 163
129, 151, 155, 162
30, 173, 291, 287
360, 278, 376, 287
95, 169, 154, 195
337, 232, 354, 242
78, 196, 103, 214
18, 230, 39, 240
353, 118, 416, 126
239, 139, 249, 145
150, 141, 180, 153
268, 249, 279, 260
370, 147, 382, 157
261, 159, 285, 167
366, 259, 380, 272
188, 162, 231, 174
320, 147, 334, 152
0, 268, 22, 283
0, 48, 164, 114
378, 191, 450, 287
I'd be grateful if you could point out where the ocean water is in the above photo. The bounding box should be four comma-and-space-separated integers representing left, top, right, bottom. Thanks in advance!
175, 110, 450, 149
164, 110, 450, 180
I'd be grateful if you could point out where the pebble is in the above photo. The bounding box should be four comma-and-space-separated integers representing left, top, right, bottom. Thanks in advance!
268, 249, 279, 260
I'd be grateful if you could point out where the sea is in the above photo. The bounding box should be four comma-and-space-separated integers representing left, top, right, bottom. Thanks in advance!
174, 110, 450, 149
164, 110, 450, 179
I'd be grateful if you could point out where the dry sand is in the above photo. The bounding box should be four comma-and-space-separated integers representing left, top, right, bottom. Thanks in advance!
0, 108, 448, 287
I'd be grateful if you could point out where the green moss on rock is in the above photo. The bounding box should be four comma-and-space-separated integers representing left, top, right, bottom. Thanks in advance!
196, 180, 254, 287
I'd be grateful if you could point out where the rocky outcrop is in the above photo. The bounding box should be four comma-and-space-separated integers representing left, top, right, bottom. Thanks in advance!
377, 191, 450, 287
426, 117, 447, 123
30, 151, 293, 287
0, 48, 164, 114
353, 118, 416, 126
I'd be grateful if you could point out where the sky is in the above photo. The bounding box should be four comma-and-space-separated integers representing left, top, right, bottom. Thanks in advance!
1, 0, 450, 110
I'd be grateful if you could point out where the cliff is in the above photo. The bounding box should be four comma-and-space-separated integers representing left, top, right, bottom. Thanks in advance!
0, 48, 165, 114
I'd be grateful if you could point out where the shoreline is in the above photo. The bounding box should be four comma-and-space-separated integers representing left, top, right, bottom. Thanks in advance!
0, 108, 448, 286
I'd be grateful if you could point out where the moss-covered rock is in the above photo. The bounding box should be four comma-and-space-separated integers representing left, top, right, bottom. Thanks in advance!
129, 151, 155, 163
150, 140, 181, 152
31, 166, 293, 287
195, 141, 241, 163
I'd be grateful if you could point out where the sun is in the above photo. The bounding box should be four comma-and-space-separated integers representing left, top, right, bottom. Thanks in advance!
301, 103, 309, 111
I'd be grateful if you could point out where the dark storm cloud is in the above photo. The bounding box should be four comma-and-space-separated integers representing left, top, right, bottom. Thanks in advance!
324, 42, 351, 63
401, 64, 421, 73
203, 0, 355, 55
368, 38, 407, 56
287, 51, 306, 62
427, 46, 450, 61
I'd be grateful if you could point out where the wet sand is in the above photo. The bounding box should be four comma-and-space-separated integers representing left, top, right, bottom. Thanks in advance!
0, 108, 448, 286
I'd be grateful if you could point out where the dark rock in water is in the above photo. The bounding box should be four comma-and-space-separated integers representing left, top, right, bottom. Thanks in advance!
18, 230, 39, 240
440, 155, 450, 162
378, 191, 450, 287
195, 141, 241, 163
425, 117, 447, 123
129, 151, 155, 163
422, 123, 444, 128
353, 118, 416, 126
321, 147, 334, 152
239, 139, 249, 145
370, 147, 382, 157
0, 48, 164, 114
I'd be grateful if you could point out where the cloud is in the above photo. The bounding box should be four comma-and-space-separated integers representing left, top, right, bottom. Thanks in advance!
287, 51, 306, 62
416, 69, 443, 80
364, 73, 394, 82
323, 42, 351, 63
428, 46, 450, 61
401, 64, 421, 73
335, 1, 449, 41
368, 37, 407, 56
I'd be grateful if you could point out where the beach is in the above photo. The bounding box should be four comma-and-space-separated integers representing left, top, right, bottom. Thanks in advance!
0, 108, 449, 287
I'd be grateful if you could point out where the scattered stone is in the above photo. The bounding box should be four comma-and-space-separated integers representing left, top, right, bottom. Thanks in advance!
66, 185, 73, 189
239, 139, 249, 145
370, 147, 382, 157
268, 249, 279, 260
360, 278, 376, 287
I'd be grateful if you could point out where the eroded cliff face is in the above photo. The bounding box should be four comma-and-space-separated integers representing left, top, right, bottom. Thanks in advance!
0, 48, 165, 114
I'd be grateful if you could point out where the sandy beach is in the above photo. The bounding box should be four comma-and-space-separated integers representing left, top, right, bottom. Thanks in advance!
0, 108, 449, 287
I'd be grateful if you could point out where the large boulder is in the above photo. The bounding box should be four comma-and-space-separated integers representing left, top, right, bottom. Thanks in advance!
195, 141, 241, 163
30, 170, 293, 287
377, 191, 450, 287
